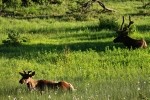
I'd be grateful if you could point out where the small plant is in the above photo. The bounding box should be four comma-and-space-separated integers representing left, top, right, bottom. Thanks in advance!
2, 31, 29, 46
98, 16, 119, 30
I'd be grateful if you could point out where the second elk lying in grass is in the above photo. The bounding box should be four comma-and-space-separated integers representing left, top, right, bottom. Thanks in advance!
113, 16, 147, 49
19, 71, 76, 93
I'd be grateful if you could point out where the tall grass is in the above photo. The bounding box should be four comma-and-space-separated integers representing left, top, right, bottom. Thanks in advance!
0, 1, 150, 100
0, 48, 150, 99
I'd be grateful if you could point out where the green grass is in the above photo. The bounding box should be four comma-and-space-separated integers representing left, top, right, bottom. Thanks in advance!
0, 1, 150, 100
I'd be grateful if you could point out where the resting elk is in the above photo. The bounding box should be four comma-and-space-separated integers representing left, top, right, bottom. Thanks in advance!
19, 71, 76, 93
113, 16, 147, 49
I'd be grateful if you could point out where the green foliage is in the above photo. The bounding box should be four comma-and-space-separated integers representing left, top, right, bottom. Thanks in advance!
2, 0, 22, 7
128, 24, 137, 35
98, 15, 119, 30
2, 0, 63, 7
0, 1, 150, 99
2, 31, 29, 46
1, 0, 148, 21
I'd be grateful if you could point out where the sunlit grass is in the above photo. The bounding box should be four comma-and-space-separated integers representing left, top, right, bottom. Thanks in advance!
0, 1, 150, 100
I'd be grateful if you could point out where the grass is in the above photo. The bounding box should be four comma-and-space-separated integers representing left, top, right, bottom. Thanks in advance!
0, 1, 150, 100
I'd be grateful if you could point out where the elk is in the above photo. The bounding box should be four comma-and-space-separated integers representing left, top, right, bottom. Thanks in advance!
19, 71, 76, 93
113, 16, 147, 49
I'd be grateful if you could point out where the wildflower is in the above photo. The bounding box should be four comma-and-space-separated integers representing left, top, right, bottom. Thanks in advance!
87, 83, 90, 86
13, 97, 17, 100
48, 95, 51, 99
54, 91, 58, 95
20, 97, 23, 99
137, 87, 141, 91
73, 96, 77, 100
8, 96, 11, 99
107, 95, 110, 100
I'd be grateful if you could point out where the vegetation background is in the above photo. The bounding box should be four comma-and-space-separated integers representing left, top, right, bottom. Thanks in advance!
0, 0, 150, 99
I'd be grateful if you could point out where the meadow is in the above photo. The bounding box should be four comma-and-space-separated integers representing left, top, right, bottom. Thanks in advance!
0, 1, 150, 100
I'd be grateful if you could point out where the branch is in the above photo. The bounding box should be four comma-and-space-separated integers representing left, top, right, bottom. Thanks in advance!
97, 0, 115, 12
81, 0, 95, 12
81, 0, 115, 13
143, 2, 150, 8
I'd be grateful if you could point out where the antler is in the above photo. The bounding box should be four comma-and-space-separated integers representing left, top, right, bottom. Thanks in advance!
22, 70, 33, 75
23, 71, 26, 74
127, 16, 134, 28
120, 16, 125, 30
28, 71, 32, 74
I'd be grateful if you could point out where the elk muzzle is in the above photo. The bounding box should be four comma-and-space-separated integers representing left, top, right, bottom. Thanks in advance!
19, 79, 24, 84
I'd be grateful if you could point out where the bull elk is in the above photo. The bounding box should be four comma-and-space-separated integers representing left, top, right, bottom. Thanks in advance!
113, 16, 147, 49
19, 71, 76, 93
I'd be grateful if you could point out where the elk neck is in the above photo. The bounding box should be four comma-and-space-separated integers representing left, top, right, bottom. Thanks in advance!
27, 77, 38, 90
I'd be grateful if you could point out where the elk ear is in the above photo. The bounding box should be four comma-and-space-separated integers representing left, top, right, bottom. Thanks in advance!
30, 71, 35, 77
19, 72, 24, 76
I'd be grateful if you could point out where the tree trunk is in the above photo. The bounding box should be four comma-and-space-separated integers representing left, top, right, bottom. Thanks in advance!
97, 1, 114, 12
81, 0, 114, 13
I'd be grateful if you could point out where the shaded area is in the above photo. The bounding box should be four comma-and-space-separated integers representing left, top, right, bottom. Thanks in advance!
0, 40, 120, 59
0, 10, 64, 20
57, 31, 115, 41
136, 25, 150, 32
145, 37, 150, 45
27, 25, 94, 34
15, 15, 64, 20
129, 12, 150, 16
27, 23, 115, 36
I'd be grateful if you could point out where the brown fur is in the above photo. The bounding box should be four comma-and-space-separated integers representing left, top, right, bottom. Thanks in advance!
113, 34, 147, 49
19, 71, 76, 92
113, 16, 147, 49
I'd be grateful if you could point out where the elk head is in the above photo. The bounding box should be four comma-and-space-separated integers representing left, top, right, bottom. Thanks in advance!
19, 71, 35, 84
113, 16, 134, 43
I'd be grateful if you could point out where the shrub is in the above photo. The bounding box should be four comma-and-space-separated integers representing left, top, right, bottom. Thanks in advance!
2, 31, 29, 46
98, 16, 119, 30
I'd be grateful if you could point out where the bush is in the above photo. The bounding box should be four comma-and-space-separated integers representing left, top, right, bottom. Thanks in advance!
2, 0, 22, 7
98, 16, 119, 30
2, 31, 29, 46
